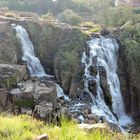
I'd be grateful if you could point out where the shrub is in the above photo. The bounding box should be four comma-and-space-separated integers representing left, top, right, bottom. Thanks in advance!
57, 9, 82, 26
42, 12, 54, 21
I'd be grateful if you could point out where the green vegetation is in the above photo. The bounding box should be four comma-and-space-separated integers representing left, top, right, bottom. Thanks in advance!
0, 114, 139, 140
15, 99, 34, 108
57, 9, 82, 25
2, 75, 17, 89
118, 23, 140, 72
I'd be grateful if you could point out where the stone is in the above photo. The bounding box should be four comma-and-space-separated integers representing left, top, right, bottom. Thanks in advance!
108, 122, 122, 133
0, 22, 19, 64
34, 81, 57, 103
88, 119, 96, 124
101, 29, 110, 36
69, 81, 83, 98
88, 80, 97, 95
0, 64, 28, 88
80, 91, 93, 103
21, 108, 32, 115
35, 134, 49, 140
87, 114, 96, 120
78, 123, 109, 132
35, 102, 53, 119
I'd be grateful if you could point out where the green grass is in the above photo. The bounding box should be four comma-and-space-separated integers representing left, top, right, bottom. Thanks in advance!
0, 114, 139, 140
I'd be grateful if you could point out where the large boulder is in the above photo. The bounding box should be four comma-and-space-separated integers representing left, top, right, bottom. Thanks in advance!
78, 123, 109, 132
9, 80, 58, 110
34, 81, 57, 103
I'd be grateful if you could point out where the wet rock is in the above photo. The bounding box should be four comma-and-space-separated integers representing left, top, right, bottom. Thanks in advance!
35, 134, 49, 140
89, 66, 98, 76
80, 91, 93, 103
99, 66, 112, 108
108, 122, 121, 133
69, 81, 83, 98
118, 45, 140, 120
101, 29, 110, 36
91, 33, 101, 38
88, 80, 97, 95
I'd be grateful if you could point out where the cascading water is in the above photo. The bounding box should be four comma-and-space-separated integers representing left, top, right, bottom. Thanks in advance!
13, 25, 48, 77
82, 37, 132, 128
13, 24, 68, 99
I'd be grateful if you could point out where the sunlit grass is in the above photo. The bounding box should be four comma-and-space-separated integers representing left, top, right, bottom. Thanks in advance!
0, 114, 139, 140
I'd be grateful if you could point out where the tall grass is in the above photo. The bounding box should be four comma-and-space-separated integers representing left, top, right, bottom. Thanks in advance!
0, 115, 139, 140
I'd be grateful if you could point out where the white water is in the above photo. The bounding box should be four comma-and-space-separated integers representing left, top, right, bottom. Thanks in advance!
13, 24, 68, 99
56, 84, 70, 101
82, 37, 132, 127
13, 25, 47, 77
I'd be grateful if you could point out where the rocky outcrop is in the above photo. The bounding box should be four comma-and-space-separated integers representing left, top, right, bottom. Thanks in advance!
0, 64, 28, 88
118, 47, 140, 122
0, 22, 20, 64
10, 80, 57, 109
20, 20, 88, 97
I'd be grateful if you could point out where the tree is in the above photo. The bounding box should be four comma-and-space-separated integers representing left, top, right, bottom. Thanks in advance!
57, 9, 82, 25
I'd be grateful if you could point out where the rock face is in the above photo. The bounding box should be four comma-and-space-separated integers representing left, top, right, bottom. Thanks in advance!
0, 64, 28, 88
0, 88, 8, 111
21, 21, 88, 96
10, 80, 57, 109
118, 48, 140, 122
0, 22, 20, 64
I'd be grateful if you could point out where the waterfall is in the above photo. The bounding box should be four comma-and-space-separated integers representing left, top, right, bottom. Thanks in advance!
13, 25, 47, 77
82, 37, 132, 127
13, 24, 68, 99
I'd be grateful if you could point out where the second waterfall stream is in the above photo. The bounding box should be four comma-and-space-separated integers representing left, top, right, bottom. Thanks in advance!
82, 37, 132, 128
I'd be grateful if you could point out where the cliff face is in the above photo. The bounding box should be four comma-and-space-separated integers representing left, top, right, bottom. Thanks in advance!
0, 22, 20, 64
21, 20, 89, 97
118, 47, 140, 122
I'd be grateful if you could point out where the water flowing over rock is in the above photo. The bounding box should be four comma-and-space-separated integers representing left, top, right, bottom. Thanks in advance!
13, 24, 67, 97
82, 37, 132, 128
12, 24, 48, 77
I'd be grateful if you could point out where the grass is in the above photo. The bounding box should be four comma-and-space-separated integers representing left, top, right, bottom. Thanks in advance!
0, 114, 139, 140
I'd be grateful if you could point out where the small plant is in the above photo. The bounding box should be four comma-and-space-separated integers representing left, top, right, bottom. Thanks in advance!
2, 75, 17, 89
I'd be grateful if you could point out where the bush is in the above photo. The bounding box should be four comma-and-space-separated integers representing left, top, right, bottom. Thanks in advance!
118, 23, 140, 72
57, 9, 82, 26
42, 12, 54, 21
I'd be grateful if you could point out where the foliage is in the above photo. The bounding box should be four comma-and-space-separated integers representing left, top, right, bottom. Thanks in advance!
2, 75, 17, 89
0, 114, 137, 140
15, 98, 34, 108
118, 23, 140, 72
42, 12, 54, 21
57, 9, 82, 25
